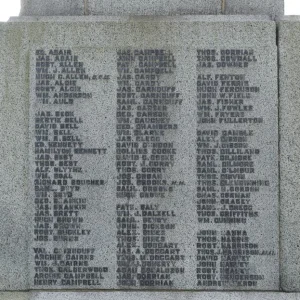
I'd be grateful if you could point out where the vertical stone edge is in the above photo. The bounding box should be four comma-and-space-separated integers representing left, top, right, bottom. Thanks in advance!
20, 0, 28, 16
279, 18, 300, 292
0, 22, 30, 290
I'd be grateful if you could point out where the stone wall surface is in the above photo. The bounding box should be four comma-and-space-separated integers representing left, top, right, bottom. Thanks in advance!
20, 0, 284, 19
279, 16, 300, 292
2, 0, 300, 296
0, 16, 279, 291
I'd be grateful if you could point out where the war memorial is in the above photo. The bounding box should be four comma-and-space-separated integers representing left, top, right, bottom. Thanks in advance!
1, 0, 300, 299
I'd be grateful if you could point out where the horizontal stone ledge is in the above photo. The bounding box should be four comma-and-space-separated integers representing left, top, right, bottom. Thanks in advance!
2, 292, 300, 300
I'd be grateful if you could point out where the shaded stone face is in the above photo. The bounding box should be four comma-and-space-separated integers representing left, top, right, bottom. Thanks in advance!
279, 16, 300, 293
20, 0, 283, 19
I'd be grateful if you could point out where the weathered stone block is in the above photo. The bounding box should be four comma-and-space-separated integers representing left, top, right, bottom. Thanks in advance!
31, 16, 280, 290
0, 16, 278, 291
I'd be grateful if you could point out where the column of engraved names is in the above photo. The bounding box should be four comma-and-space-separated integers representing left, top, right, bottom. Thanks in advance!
116, 203, 182, 287
116, 49, 181, 199
116, 49, 185, 288
196, 49, 275, 288
33, 49, 108, 287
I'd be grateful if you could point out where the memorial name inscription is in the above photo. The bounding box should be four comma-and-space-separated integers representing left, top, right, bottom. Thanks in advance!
33, 49, 110, 287
29, 47, 278, 290
195, 49, 272, 287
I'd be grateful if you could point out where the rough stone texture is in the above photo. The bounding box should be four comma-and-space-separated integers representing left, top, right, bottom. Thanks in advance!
0, 16, 278, 291
20, 0, 283, 19
279, 16, 300, 292
0, 292, 300, 300
26, 16, 278, 290
0, 23, 29, 290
